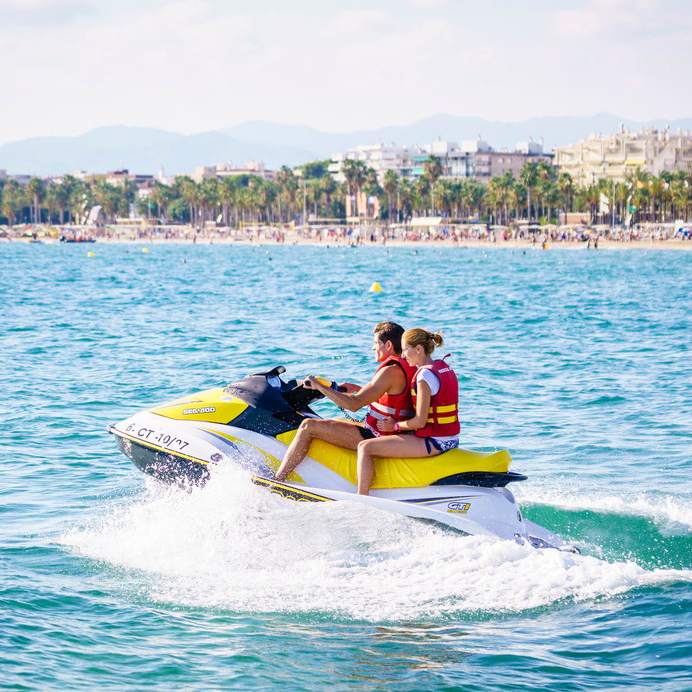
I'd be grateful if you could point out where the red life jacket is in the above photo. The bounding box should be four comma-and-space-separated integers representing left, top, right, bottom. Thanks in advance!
365, 356, 416, 435
411, 359, 460, 437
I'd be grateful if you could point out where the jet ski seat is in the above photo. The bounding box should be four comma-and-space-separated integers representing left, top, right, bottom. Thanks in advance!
276, 431, 513, 489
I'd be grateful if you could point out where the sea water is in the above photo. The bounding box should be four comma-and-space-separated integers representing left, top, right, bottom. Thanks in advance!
1, 242, 691, 690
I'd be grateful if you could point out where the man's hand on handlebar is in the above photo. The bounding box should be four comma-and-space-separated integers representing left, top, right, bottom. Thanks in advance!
303, 375, 319, 389
303, 376, 348, 393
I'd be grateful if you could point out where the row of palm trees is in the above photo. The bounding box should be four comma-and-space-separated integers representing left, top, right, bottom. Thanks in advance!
0, 175, 135, 226
486, 164, 692, 226
2, 159, 691, 228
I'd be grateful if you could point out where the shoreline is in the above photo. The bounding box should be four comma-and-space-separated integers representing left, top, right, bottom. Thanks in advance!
6, 236, 692, 250
4, 224, 692, 250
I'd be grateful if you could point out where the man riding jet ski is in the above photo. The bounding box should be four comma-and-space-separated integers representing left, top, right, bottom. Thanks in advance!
108, 366, 578, 552
276, 321, 419, 494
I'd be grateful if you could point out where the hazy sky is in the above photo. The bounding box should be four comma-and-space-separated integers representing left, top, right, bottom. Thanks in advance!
0, 0, 690, 144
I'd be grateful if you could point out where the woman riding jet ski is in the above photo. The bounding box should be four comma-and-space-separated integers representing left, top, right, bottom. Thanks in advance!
108, 365, 578, 552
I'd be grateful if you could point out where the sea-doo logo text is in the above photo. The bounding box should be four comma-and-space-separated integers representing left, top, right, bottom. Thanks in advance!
182, 407, 216, 415
447, 501, 471, 514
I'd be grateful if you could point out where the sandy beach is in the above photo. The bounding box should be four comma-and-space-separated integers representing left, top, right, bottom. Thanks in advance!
6, 225, 692, 250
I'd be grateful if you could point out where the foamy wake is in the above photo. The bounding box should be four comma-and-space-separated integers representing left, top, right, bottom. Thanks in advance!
62, 467, 692, 621
515, 482, 692, 534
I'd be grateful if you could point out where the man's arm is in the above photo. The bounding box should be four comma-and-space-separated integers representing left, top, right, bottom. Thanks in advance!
337, 382, 361, 394
306, 366, 402, 412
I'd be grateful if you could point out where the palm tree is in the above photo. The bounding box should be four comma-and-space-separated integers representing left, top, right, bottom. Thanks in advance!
626, 168, 651, 224
535, 161, 554, 220
149, 182, 171, 222
42, 182, 56, 224
491, 171, 515, 225
67, 178, 88, 224
26, 177, 44, 224
520, 162, 539, 222
423, 155, 443, 215
435, 179, 457, 219
513, 183, 527, 223
318, 174, 338, 220
467, 180, 486, 220
198, 177, 219, 229
55, 176, 76, 223
614, 182, 629, 224
582, 182, 601, 224
341, 159, 367, 217
257, 178, 276, 223
488, 177, 502, 225
177, 176, 199, 228
363, 167, 381, 218
557, 173, 574, 224
648, 176, 665, 223
544, 182, 561, 225
218, 177, 237, 227
415, 176, 429, 215
275, 166, 296, 223
398, 178, 417, 221
383, 170, 399, 224
1, 180, 25, 227
670, 177, 691, 221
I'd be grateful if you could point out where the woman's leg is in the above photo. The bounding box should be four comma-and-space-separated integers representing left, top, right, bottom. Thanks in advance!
356, 435, 435, 495
275, 418, 365, 481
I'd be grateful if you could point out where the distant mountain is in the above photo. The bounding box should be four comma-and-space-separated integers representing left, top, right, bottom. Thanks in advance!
0, 126, 317, 177
223, 113, 692, 155
2, 114, 691, 176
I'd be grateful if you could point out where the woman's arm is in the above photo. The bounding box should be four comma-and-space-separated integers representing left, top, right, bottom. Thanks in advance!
377, 380, 431, 433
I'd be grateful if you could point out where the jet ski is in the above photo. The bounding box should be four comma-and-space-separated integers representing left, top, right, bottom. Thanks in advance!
108, 366, 577, 552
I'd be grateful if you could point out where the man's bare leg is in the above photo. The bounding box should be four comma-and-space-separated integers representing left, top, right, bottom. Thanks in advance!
275, 418, 366, 481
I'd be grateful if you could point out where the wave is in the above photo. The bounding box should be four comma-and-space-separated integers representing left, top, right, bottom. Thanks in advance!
517, 483, 692, 532
61, 469, 692, 621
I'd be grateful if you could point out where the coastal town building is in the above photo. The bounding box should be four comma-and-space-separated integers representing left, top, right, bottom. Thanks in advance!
554, 127, 692, 185
105, 169, 155, 188
328, 138, 552, 184
192, 161, 275, 182
0, 170, 32, 186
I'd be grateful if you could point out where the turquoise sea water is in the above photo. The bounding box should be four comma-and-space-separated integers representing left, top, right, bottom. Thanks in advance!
1, 242, 691, 690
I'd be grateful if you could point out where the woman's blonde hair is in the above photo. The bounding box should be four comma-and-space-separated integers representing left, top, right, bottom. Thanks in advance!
402, 328, 444, 356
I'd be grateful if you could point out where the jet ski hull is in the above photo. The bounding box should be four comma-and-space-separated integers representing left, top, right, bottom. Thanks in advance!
109, 410, 578, 552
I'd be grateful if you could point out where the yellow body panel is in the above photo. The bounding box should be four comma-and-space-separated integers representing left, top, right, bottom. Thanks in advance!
204, 429, 304, 484
276, 430, 511, 489
151, 388, 249, 424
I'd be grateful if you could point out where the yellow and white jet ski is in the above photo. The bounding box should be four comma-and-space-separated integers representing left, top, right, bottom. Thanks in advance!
108, 366, 577, 551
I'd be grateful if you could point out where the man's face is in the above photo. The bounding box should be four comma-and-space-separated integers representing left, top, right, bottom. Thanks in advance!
372, 336, 390, 362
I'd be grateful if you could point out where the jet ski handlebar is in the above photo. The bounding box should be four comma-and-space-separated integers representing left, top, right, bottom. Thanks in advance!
235, 367, 346, 410
304, 376, 348, 393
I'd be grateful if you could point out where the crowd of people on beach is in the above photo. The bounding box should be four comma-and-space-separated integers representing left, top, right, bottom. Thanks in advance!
2, 220, 690, 246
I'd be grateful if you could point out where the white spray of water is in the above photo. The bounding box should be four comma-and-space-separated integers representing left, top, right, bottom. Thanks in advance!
515, 481, 692, 534
62, 467, 692, 621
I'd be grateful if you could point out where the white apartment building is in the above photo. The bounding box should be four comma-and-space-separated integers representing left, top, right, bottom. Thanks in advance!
192, 161, 275, 182
329, 137, 551, 184
328, 143, 414, 182
555, 126, 692, 185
